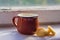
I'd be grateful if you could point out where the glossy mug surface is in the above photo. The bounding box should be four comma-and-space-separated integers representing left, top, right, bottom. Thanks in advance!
12, 13, 39, 35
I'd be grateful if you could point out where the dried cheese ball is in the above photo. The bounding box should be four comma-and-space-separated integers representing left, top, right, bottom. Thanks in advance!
47, 25, 56, 36
35, 27, 48, 37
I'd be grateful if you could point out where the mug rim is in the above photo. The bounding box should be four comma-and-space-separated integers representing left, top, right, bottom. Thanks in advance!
17, 13, 38, 17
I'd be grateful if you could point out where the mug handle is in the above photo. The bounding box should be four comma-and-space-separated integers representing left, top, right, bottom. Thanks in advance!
12, 16, 20, 27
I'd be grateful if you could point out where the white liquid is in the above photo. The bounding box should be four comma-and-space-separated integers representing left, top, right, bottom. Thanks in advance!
18, 13, 38, 17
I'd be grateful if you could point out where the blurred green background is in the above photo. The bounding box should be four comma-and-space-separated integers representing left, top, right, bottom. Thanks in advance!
0, 0, 60, 6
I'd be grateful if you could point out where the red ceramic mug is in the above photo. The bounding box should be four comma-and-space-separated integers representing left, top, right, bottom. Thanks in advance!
12, 13, 39, 35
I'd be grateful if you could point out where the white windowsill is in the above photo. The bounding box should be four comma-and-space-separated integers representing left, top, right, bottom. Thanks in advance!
0, 5, 60, 11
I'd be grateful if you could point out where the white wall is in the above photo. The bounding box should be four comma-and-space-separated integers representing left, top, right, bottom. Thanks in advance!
0, 10, 60, 24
